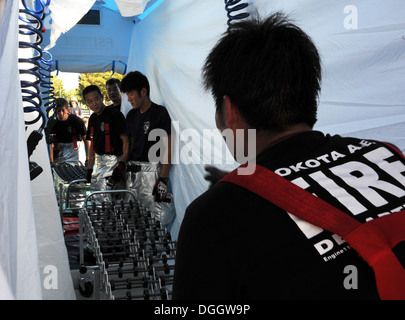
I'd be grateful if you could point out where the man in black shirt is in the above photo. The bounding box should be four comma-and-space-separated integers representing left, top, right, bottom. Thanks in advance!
172, 13, 405, 299
106, 78, 123, 113
83, 85, 129, 192
46, 97, 88, 165
121, 71, 174, 226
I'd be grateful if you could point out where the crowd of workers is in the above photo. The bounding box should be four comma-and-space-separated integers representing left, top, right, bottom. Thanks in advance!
46, 71, 173, 226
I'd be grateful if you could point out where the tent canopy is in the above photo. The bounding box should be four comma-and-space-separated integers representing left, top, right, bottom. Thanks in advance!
44, 0, 164, 74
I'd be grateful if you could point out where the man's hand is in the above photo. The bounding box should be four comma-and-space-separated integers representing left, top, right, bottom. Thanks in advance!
112, 161, 126, 182
86, 168, 93, 183
204, 165, 229, 188
153, 177, 168, 202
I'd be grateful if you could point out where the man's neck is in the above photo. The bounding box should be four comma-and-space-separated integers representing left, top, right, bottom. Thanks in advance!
255, 123, 312, 156
139, 99, 152, 114
96, 104, 106, 115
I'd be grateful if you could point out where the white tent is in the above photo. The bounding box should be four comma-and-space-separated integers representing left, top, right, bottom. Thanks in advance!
1, 0, 404, 299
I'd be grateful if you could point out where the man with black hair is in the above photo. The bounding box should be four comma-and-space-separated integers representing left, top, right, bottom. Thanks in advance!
46, 97, 88, 166
121, 71, 174, 226
106, 78, 123, 112
83, 85, 129, 192
173, 13, 405, 299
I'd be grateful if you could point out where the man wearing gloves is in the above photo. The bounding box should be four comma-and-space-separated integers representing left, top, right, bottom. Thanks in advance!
121, 71, 174, 226
83, 85, 129, 194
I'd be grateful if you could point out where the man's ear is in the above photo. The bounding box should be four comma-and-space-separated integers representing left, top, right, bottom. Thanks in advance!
141, 87, 148, 97
223, 95, 239, 129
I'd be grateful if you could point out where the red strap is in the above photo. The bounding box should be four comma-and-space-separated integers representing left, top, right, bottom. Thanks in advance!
104, 122, 114, 153
72, 127, 78, 149
220, 163, 405, 300
345, 214, 405, 299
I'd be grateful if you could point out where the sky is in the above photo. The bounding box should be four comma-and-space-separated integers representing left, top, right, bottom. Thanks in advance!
57, 72, 80, 91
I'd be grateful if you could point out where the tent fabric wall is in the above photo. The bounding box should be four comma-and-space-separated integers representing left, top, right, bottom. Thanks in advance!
46, 0, 152, 50
46, 0, 96, 50
125, 0, 405, 239
126, 0, 238, 239
0, 0, 42, 299
45, 3, 134, 74
115, 0, 150, 17
0, 0, 76, 300
27, 122, 76, 300
19, 0, 76, 300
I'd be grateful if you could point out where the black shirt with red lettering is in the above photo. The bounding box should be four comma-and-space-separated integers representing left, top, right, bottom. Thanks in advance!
173, 131, 405, 299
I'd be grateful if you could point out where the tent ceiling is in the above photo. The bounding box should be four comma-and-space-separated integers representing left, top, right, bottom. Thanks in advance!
43, 0, 165, 74
97, 0, 164, 18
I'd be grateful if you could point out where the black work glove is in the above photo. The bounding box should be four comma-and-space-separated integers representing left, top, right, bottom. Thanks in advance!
86, 168, 93, 183
204, 165, 229, 188
112, 161, 126, 182
152, 177, 168, 202
45, 133, 54, 144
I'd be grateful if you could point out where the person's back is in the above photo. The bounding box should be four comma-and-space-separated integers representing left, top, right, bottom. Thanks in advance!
172, 13, 405, 299
174, 131, 405, 299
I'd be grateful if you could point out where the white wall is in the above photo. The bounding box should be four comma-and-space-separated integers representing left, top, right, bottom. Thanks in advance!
0, 0, 76, 300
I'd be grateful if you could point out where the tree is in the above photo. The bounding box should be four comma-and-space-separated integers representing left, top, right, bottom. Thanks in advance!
65, 89, 78, 103
78, 71, 124, 106
51, 73, 66, 98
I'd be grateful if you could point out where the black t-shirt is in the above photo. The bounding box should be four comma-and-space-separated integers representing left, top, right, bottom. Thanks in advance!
173, 131, 405, 299
50, 114, 86, 143
86, 106, 126, 156
107, 103, 121, 113
126, 103, 171, 161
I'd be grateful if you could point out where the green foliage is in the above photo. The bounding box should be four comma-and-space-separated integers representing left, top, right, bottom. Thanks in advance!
78, 72, 124, 106
50, 71, 124, 110
51, 74, 66, 98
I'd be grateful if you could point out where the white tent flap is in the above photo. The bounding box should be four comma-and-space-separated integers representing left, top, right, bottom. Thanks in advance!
47, 0, 96, 50
0, 0, 42, 300
115, 0, 150, 17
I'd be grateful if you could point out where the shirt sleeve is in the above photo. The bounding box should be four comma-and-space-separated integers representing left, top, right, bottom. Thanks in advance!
125, 109, 133, 138
158, 107, 172, 136
86, 115, 94, 140
74, 115, 87, 137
